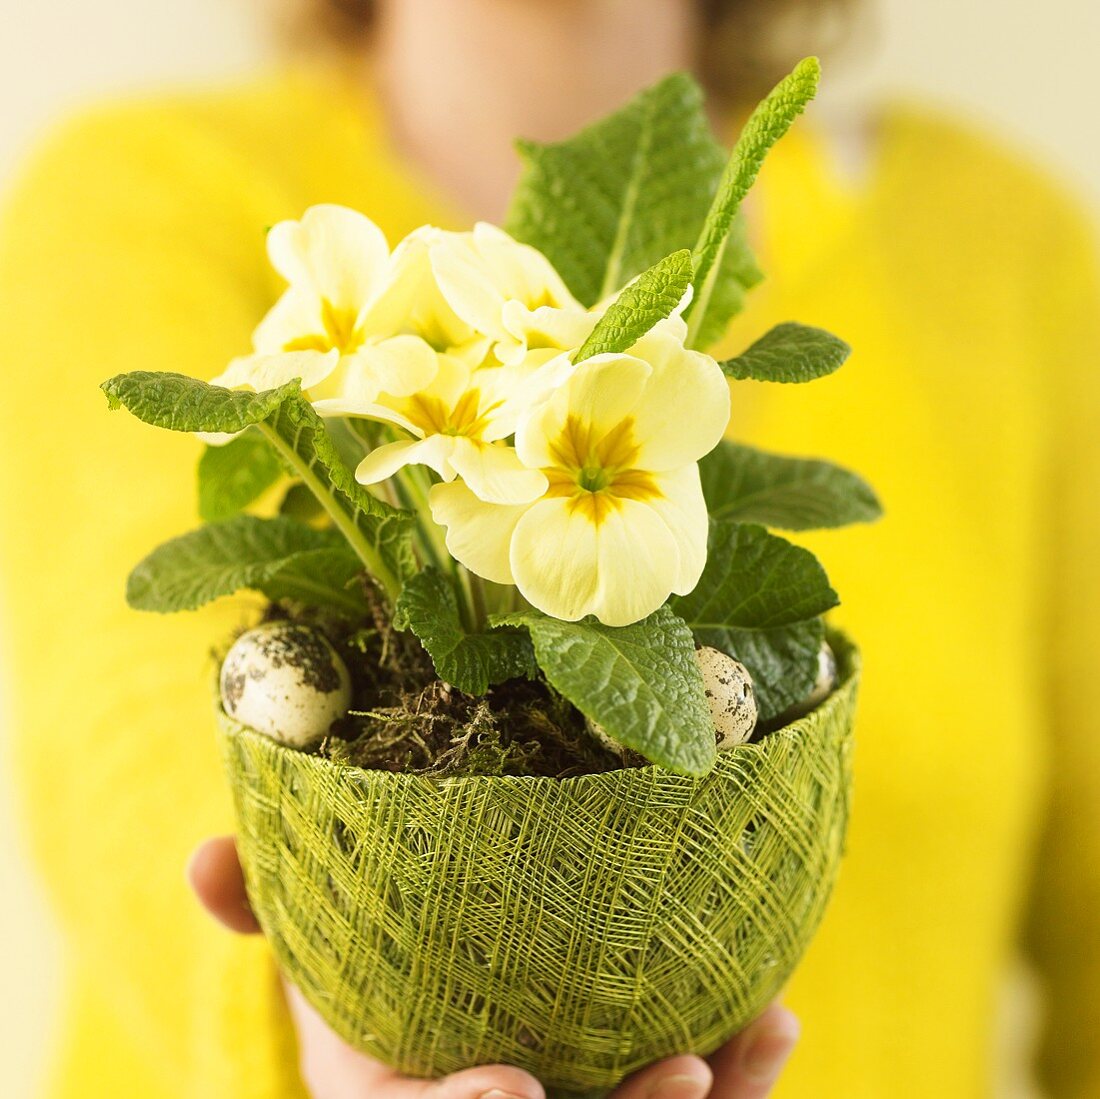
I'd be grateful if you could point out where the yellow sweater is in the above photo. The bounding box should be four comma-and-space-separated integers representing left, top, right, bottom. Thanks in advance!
1, 66, 1098, 1099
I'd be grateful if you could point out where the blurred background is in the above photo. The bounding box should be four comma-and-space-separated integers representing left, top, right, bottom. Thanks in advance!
0, 1, 1096, 1096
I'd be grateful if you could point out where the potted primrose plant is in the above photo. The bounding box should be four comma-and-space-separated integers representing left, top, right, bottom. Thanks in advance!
102, 58, 880, 1099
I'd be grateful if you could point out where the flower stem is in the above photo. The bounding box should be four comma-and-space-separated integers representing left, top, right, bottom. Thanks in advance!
467, 572, 490, 633
393, 465, 481, 630
258, 423, 402, 605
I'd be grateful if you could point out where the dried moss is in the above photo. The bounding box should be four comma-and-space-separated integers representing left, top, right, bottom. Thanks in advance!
251, 599, 627, 780
324, 679, 626, 779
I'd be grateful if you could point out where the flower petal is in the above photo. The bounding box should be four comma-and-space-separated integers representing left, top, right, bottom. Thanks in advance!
498, 301, 599, 366
267, 205, 390, 312
514, 353, 650, 470
429, 480, 527, 585
645, 465, 710, 595
355, 435, 457, 485
210, 350, 340, 393
628, 329, 731, 469
312, 339, 442, 419
461, 360, 558, 442
429, 230, 508, 338
448, 439, 549, 505
509, 496, 679, 625
195, 431, 240, 447
471, 223, 577, 310
360, 336, 441, 399
508, 499, 599, 621
364, 229, 482, 353
251, 287, 326, 353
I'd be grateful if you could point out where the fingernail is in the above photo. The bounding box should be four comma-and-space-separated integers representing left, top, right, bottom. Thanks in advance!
647, 1074, 709, 1099
478, 1091, 532, 1099
741, 1016, 800, 1083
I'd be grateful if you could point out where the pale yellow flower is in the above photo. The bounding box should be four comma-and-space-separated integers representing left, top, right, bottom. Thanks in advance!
353, 355, 549, 505
429, 223, 596, 368
212, 206, 444, 412
430, 331, 730, 626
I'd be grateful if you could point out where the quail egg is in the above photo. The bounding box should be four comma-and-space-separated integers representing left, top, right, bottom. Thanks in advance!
220, 621, 352, 747
696, 646, 758, 748
586, 646, 758, 754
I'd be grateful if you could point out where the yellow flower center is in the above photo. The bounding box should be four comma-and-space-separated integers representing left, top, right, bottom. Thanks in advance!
283, 299, 365, 355
544, 414, 660, 525
405, 389, 500, 439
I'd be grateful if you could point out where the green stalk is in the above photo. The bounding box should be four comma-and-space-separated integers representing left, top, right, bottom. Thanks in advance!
467, 572, 490, 634
395, 465, 481, 630
454, 566, 481, 634
396, 468, 451, 570
257, 423, 402, 604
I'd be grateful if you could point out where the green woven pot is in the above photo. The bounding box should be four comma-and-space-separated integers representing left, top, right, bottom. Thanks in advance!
218, 637, 859, 1098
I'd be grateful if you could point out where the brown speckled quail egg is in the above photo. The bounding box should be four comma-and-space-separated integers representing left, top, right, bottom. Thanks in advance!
585, 647, 758, 755
220, 621, 352, 747
696, 646, 758, 748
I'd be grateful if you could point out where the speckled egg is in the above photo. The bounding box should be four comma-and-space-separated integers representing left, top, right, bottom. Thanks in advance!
696, 646, 758, 749
220, 621, 352, 747
769, 640, 839, 729
802, 640, 838, 711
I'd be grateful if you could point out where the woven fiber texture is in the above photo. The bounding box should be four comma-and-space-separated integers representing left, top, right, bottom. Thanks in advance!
219, 638, 859, 1098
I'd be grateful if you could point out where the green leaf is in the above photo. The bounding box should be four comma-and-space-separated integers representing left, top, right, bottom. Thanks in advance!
689, 215, 763, 350
102, 371, 298, 433
700, 440, 882, 530
496, 606, 716, 776
670, 520, 838, 719
505, 72, 758, 312
197, 429, 283, 522
126, 515, 367, 615
710, 619, 826, 723
572, 250, 693, 362
103, 371, 413, 600
279, 482, 326, 523
685, 57, 820, 346
719, 322, 850, 384
394, 568, 536, 695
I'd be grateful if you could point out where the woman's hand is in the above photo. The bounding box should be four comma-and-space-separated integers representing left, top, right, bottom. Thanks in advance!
189, 836, 799, 1099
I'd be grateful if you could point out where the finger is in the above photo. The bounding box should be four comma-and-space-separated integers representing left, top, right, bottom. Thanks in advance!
707, 1004, 800, 1099
186, 835, 260, 934
432, 1063, 546, 1099
609, 1054, 713, 1099
286, 982, 545, 1099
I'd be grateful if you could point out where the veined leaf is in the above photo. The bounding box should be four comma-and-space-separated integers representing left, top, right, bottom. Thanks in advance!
497, 606, 716, 776
279, 482, 326, 524
573, 250, 693, 362
685, 57, 820, 346
719, 322, 849, 383
505, 72, 759, 314
700, 440, 882, 530
670, 520, 837, 719
126, 515, 367, 615
101, 372, 298, 433
394, 568, 536, 695
197, 428, 283, 522
103, 371, 413, 600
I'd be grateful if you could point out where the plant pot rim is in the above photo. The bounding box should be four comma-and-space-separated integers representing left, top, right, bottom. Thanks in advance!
216, 630, 859, 790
